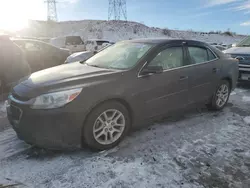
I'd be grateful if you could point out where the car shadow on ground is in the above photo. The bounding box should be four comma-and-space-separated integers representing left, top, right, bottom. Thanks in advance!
23, 146, 93, 160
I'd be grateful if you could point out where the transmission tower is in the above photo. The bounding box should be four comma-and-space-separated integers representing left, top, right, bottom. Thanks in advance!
108, 0, 127, 21
45, 0, 58, 21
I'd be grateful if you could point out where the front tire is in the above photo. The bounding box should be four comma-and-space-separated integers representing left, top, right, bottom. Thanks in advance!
209, 80, 230, 110
82, 101, 131, 151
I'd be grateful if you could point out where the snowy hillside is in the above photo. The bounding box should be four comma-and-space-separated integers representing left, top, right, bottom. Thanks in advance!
20, 20, 245, 44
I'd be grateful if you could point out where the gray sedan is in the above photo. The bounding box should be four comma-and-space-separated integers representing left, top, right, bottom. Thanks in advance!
7, 39, 238, 151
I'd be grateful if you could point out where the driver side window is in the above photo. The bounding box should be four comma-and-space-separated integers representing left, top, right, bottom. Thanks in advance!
148, 47, 183, 70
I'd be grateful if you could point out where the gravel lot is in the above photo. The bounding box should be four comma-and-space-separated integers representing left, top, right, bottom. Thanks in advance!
0, 86, 250, 188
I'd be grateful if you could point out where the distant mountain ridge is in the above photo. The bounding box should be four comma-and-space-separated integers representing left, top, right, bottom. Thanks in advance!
18, 20, 245, 44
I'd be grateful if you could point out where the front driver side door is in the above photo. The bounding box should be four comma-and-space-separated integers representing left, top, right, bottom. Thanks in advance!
136, 44, 190, 118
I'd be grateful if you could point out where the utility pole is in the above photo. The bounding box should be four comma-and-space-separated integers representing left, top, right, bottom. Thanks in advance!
108, 0, 127, 21
45, 0, 58, 22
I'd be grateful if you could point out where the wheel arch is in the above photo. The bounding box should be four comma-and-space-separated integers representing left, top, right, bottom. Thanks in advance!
221, 76, 232, 90
81, 97, 134, 146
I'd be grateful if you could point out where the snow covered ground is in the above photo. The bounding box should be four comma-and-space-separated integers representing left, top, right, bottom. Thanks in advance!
20, 20, 245, 45
0, 86, 250, 187
0, 101, 6, 119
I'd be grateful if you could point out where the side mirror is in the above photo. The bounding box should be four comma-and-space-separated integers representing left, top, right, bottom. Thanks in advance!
141, 66, 163, 75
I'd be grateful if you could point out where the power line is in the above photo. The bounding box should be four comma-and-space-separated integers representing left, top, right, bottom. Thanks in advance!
44, 0, 58, 22
108, 0, 127, 21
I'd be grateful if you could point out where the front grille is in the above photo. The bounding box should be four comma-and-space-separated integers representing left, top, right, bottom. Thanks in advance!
10, 105, 22, 121
230, 54, 250, 58
239, 64, 250, 68
230, 54, 250, 63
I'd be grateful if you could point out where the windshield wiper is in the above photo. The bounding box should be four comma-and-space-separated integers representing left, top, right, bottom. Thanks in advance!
84, 62, 104, 68
89, 65, 102, 68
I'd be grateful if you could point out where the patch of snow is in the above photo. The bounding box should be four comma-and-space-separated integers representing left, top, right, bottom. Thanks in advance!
230, 91, 236, 95
0, 101, 7, 118
0, 108, 249, 187
242, 96, 250, 102
235, 88, 248, 93
0, 129, 30, 160
244, 116, 250, 125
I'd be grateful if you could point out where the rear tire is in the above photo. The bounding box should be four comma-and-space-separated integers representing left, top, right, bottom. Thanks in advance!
208, 80, 230, 110
82, 101, 131, 151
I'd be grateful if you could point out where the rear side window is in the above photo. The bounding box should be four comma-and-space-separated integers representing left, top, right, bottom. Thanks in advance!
188, 46, 217, 64
65, 36, 83, 45
188, 47, 207, 64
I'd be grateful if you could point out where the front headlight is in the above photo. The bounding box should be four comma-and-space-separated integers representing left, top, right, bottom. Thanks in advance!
31, 88, 82, 109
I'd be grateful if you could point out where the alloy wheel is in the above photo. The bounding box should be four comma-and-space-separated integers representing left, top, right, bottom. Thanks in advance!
215, 84, 229, 108
93, 109, 125, 145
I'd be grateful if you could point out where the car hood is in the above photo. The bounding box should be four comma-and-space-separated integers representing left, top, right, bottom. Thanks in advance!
223, 47, 250, 55
13, 62, 119, 98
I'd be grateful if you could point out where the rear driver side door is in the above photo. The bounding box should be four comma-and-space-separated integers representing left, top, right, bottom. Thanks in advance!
186, 44, 221, 104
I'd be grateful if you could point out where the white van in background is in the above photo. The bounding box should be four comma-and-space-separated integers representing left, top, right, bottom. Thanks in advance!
50, 36, 85, 53
85, 39, 110, 52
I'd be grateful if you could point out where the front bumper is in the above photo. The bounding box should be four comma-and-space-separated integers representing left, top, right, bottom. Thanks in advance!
7, 96, 85, 149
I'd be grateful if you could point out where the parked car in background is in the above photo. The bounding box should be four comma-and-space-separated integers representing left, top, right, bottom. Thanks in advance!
50, 36, 85, 53
13, 39, 70, 73
221, 44, 228, 48
208, 42, 218, 46
7, 39, 238, 151
223, 36, 250, 81
65, 43, 113, 64
65, 51, 94, 64
85, 39, 111, 51
37, 37, 51, 43
212, 45, 227, 51
0, 35, 31, 94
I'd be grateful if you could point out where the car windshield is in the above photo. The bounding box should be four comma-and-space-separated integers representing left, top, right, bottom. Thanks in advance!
237, 36, 250, 47
84, 42, 153, 70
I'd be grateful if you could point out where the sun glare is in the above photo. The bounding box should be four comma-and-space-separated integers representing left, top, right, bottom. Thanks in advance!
0, 0, 46, 31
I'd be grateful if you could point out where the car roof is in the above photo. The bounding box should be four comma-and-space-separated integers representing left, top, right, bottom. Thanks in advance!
12, 38, 44, 43
123, 38, 206, 45
12, 38, 57, 45
12, 38, 61, 48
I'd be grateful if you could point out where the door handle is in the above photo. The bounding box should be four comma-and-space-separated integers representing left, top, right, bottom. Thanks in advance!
179, 76, 188, 81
